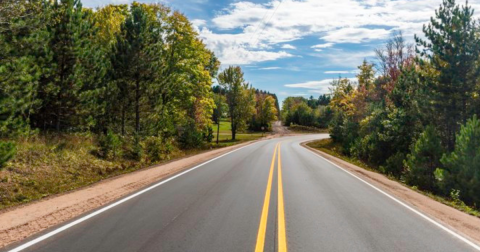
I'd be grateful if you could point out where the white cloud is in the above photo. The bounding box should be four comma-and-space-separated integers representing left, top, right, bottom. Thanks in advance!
325, 70, 360, 74
259, 67, 282, 70
313, 49, 376, 68
321, 27, 391, 43
199, 28, 293, 65
285, 78, 357, 94
199, 0, 480, 65
312, 43, 334, 49
191, 19, 207, 27
281, 44, 297, 49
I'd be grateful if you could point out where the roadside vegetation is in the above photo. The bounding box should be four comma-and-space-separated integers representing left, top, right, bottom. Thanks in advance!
286, 0, 480, 213
307, 139, 480, 218
0, 0, 278, 209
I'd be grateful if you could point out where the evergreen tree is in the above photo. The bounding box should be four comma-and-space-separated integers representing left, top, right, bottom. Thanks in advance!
0, 0, 44, 136
416, 0, 480, 151
405, 125, 444, 191
441, 115, 480, 205
32, 0, 89, 131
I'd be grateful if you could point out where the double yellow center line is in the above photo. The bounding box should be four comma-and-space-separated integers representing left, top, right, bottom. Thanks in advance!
255, 143, 287, 252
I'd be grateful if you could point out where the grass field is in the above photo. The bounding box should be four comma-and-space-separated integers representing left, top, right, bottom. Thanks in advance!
211, 119, 265, 146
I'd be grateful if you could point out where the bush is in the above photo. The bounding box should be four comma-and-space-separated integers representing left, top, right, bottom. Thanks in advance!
0, 141, 16, 168
179, 123, 204, 149
441, 115, 480, 206
97, 129, 121, 159
203, 127, 214, 143
404, 125, 444, 192
380, 152, 406, 178
143, 136, 174, 163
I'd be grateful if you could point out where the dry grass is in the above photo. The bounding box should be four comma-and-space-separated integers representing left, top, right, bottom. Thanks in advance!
0, 134, 202, 210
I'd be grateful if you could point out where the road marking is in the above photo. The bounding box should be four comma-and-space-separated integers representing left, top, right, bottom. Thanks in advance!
277, 144, 288, 252
255, 143, 278, 252
304, 144, 480, 251
8, 143, 257, 252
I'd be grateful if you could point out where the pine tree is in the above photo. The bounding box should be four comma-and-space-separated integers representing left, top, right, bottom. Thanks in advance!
405, 125, 444, 191
416, 0, 480, 151
32, 0, 89, 131
0, 0, 44, 136
441, 115, 480, 206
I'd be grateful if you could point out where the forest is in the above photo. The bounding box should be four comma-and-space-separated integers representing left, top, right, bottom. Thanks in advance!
286, 0, 480, 210
0, 0, 278, 207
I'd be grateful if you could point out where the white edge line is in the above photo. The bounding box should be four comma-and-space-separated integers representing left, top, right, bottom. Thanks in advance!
304, 144, 480, 251
8, 142, 256, 252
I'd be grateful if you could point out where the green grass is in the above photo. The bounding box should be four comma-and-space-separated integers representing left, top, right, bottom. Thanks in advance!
288, 125, 329, 134
307, 138, 480, 218
211, 119, 265, 145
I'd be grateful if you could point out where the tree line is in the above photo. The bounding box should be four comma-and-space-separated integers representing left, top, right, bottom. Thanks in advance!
285, 0, 480, 208
282, 94, 331, 128
0, 1, 278, 165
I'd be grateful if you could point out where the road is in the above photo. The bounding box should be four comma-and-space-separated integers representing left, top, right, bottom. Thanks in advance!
5, 135, 478, 252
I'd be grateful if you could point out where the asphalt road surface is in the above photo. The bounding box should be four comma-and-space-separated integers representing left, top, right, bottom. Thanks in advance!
6, 135, 479, 252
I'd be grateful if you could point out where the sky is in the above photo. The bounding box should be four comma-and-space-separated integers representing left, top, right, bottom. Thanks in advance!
82, 0, 480, 104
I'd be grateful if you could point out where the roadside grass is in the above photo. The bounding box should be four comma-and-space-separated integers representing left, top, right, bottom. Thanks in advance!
307, 138, 480, 218
0, 129, 264, 210
288, 125, 328, 134
211, 119, 266, 147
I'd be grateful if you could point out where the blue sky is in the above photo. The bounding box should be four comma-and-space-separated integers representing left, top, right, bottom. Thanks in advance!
83, 0, 480, 104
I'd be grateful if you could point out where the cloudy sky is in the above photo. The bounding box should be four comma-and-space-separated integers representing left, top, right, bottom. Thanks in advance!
83, 0, 480, 103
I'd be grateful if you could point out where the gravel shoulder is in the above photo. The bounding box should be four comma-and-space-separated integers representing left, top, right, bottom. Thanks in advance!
302, 141, 480, 247
0, 138, 266, 249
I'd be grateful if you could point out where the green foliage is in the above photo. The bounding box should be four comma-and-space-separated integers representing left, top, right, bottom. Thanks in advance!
380, 152, 405, 177
0, 141, 16, 168
142, 136, 173, 163
441, 115, 480, 206
416, 0, 480, 151
282, 96, 332, 128
405, 125, 444, 191
278, 0, 480, 212
179, 122, 204, 149
218, 66, 256, 140
97, 129, 121, 159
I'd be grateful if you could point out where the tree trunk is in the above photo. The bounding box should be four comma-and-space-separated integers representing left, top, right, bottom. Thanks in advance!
135, 79, 140, 134
216, 121, 220, 144
121, 104, 125, 136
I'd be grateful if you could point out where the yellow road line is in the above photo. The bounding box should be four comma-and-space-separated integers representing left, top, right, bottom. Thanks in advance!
277, 144, 288, 252
255, 143, 278, 252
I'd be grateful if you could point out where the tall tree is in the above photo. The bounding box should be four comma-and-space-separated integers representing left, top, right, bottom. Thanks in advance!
31, 0, 90, 131
255, 94, 278, 130
416, 0, 480, 150
0, 0, 44, 136
218, 66, 255, 140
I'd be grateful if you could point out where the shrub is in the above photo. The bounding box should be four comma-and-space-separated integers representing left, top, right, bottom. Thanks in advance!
380, 152, 406, 178
404, 125, 444, 192
179, 123, 204, 149
441, 115, 480, 206
0, 141, 16, 168
97, 129, 121, 159
143, 136, 174, 163
203, 127, 214, 143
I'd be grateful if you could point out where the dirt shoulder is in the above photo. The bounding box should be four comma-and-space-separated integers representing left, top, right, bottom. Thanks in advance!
0, 138, 265, 249
302, 141, 480, 246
